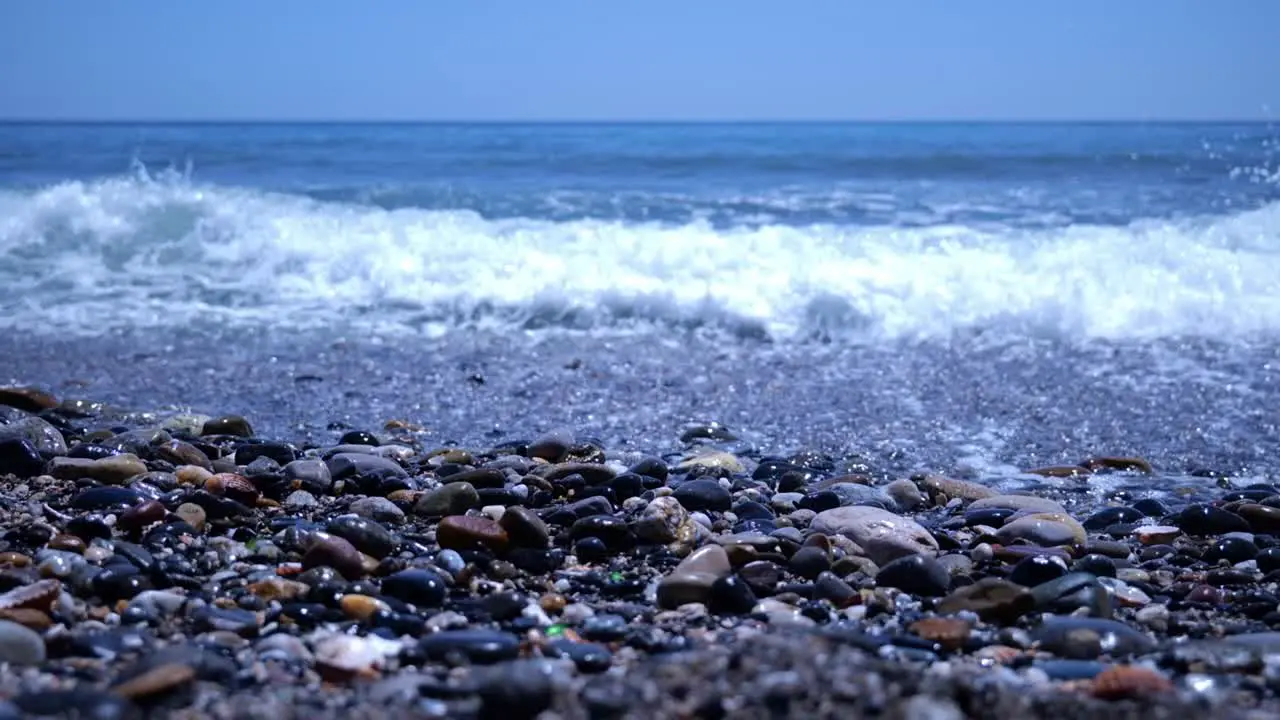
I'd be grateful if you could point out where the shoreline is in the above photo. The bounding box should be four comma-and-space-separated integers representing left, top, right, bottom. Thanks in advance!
1, 384, 1280, 718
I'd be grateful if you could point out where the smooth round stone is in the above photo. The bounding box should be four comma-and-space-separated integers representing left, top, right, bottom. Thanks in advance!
201, 415, 253, 437
738, 560, 782, 597
327, 452, 407, 486
936, 578, 1035, 623
67, 444, 118, 460
969, 495, 1066, 515
995, 514, 1085, 546
1131, 498, 1169, 517
71, 487, 142, 511
527, 429, 573, 462
301, 533, 365, 580
1073, 554, 1117, 578
283, 490, 318, 509
1031, 617, 1156, 658
92, 565, 151, 602
788, 546, 831, 580
1036, 659, 1110, 681
671, 479, 732, 512
1009, 554, 1069, 587
348, 497, 405, 524
813, 571, 858, 606
0, 416, 66, 457
1205, 536, 1259, 564
733, 501, 775, 521
1083, 507, 1144, 531
443, 468, 507, 489
809, 506, 938, 566
419, 630, 520, 664
573, 537, 610, 562
0, 620, 45, 665
1174, 505, 1249, 536
435, 549, 466, 575
797, 491, 841, 513
545, 639, 612, 673
0, 438, 45, 478
283, 459, 333, 494
327, 516, 397, 559
709, 575, 758, 615
657, 544, 732, 609
1133, 525, 1182, 545
339, 430, 380, 447
963, 506, 1017, 528
1256, 547, 1280, 574
498, 506, 550, 548
876, 554, 951, 596
67, 515, 113, 542
415, 483, 479, 517
234, 441, 296, 467
568, 515, 633, 550
380, 569, 447, 607
1237, 504, 1280, 534
437, 516, 509, 554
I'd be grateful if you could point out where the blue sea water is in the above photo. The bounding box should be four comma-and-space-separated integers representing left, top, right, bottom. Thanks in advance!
1, 122, 1278, 340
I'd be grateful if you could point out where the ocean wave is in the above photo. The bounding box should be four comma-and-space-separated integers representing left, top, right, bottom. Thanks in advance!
2, 173, 1280, 342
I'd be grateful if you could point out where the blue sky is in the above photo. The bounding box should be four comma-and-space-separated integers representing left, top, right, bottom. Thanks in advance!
2, 1, 1277, 121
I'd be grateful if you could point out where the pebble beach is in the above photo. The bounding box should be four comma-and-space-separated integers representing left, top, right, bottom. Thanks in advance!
3, 122, 1280, 718
3, 332, 1280, 720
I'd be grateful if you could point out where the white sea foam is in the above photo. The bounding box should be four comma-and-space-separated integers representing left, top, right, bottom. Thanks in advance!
2, 174, 1280, 341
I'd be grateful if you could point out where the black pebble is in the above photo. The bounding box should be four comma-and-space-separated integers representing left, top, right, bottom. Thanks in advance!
1205, 536, 1259, 564
876, 555, 950, 596
709, 575, 757, 614
1009, 554, 1069, 587
671, 479, 732, 512
339, 430, 380, 446
0, 438, 45, 477
380, 569, 447, 607
788, 546, 830, 580
1072, 554, 1116, 578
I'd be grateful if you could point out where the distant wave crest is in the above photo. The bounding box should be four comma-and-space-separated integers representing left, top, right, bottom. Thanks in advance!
2, 173, 1280, 342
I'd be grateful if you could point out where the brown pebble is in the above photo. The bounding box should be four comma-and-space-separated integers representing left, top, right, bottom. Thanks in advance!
112, 663, 196, 700
909, 617, 972, 651
1080, 456, 1154, 474
205, 473, 261, 505
539, 593, 567, 614
0, 578, 61, 612
1090, 665, 1174, 699
340, 594, 387, 621
156, 440, 214, 472
437, 515, 509, 554
48, 534, 87, 554
0, 386, 58, 412
0, 608, 52, 631
175, 503, 207, 533
175, 465, 213, 487
302, 532, 366, 580
118, 500, 167, 532
247, 578, 310, 601
0, 552, 31, 568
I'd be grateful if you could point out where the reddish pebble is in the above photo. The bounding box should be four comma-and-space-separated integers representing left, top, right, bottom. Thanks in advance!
437, 515, 509, 554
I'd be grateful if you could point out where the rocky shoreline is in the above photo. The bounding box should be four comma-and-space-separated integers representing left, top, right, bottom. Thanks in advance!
1, 384, 1279, 719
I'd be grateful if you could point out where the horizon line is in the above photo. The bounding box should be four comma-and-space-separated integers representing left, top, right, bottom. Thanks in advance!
0, 117, 1274, 126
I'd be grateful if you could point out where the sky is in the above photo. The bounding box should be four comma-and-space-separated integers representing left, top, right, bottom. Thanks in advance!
1, 1, 1278, 122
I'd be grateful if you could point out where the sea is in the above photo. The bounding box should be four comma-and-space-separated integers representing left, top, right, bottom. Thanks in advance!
2, 122, 1280, 486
